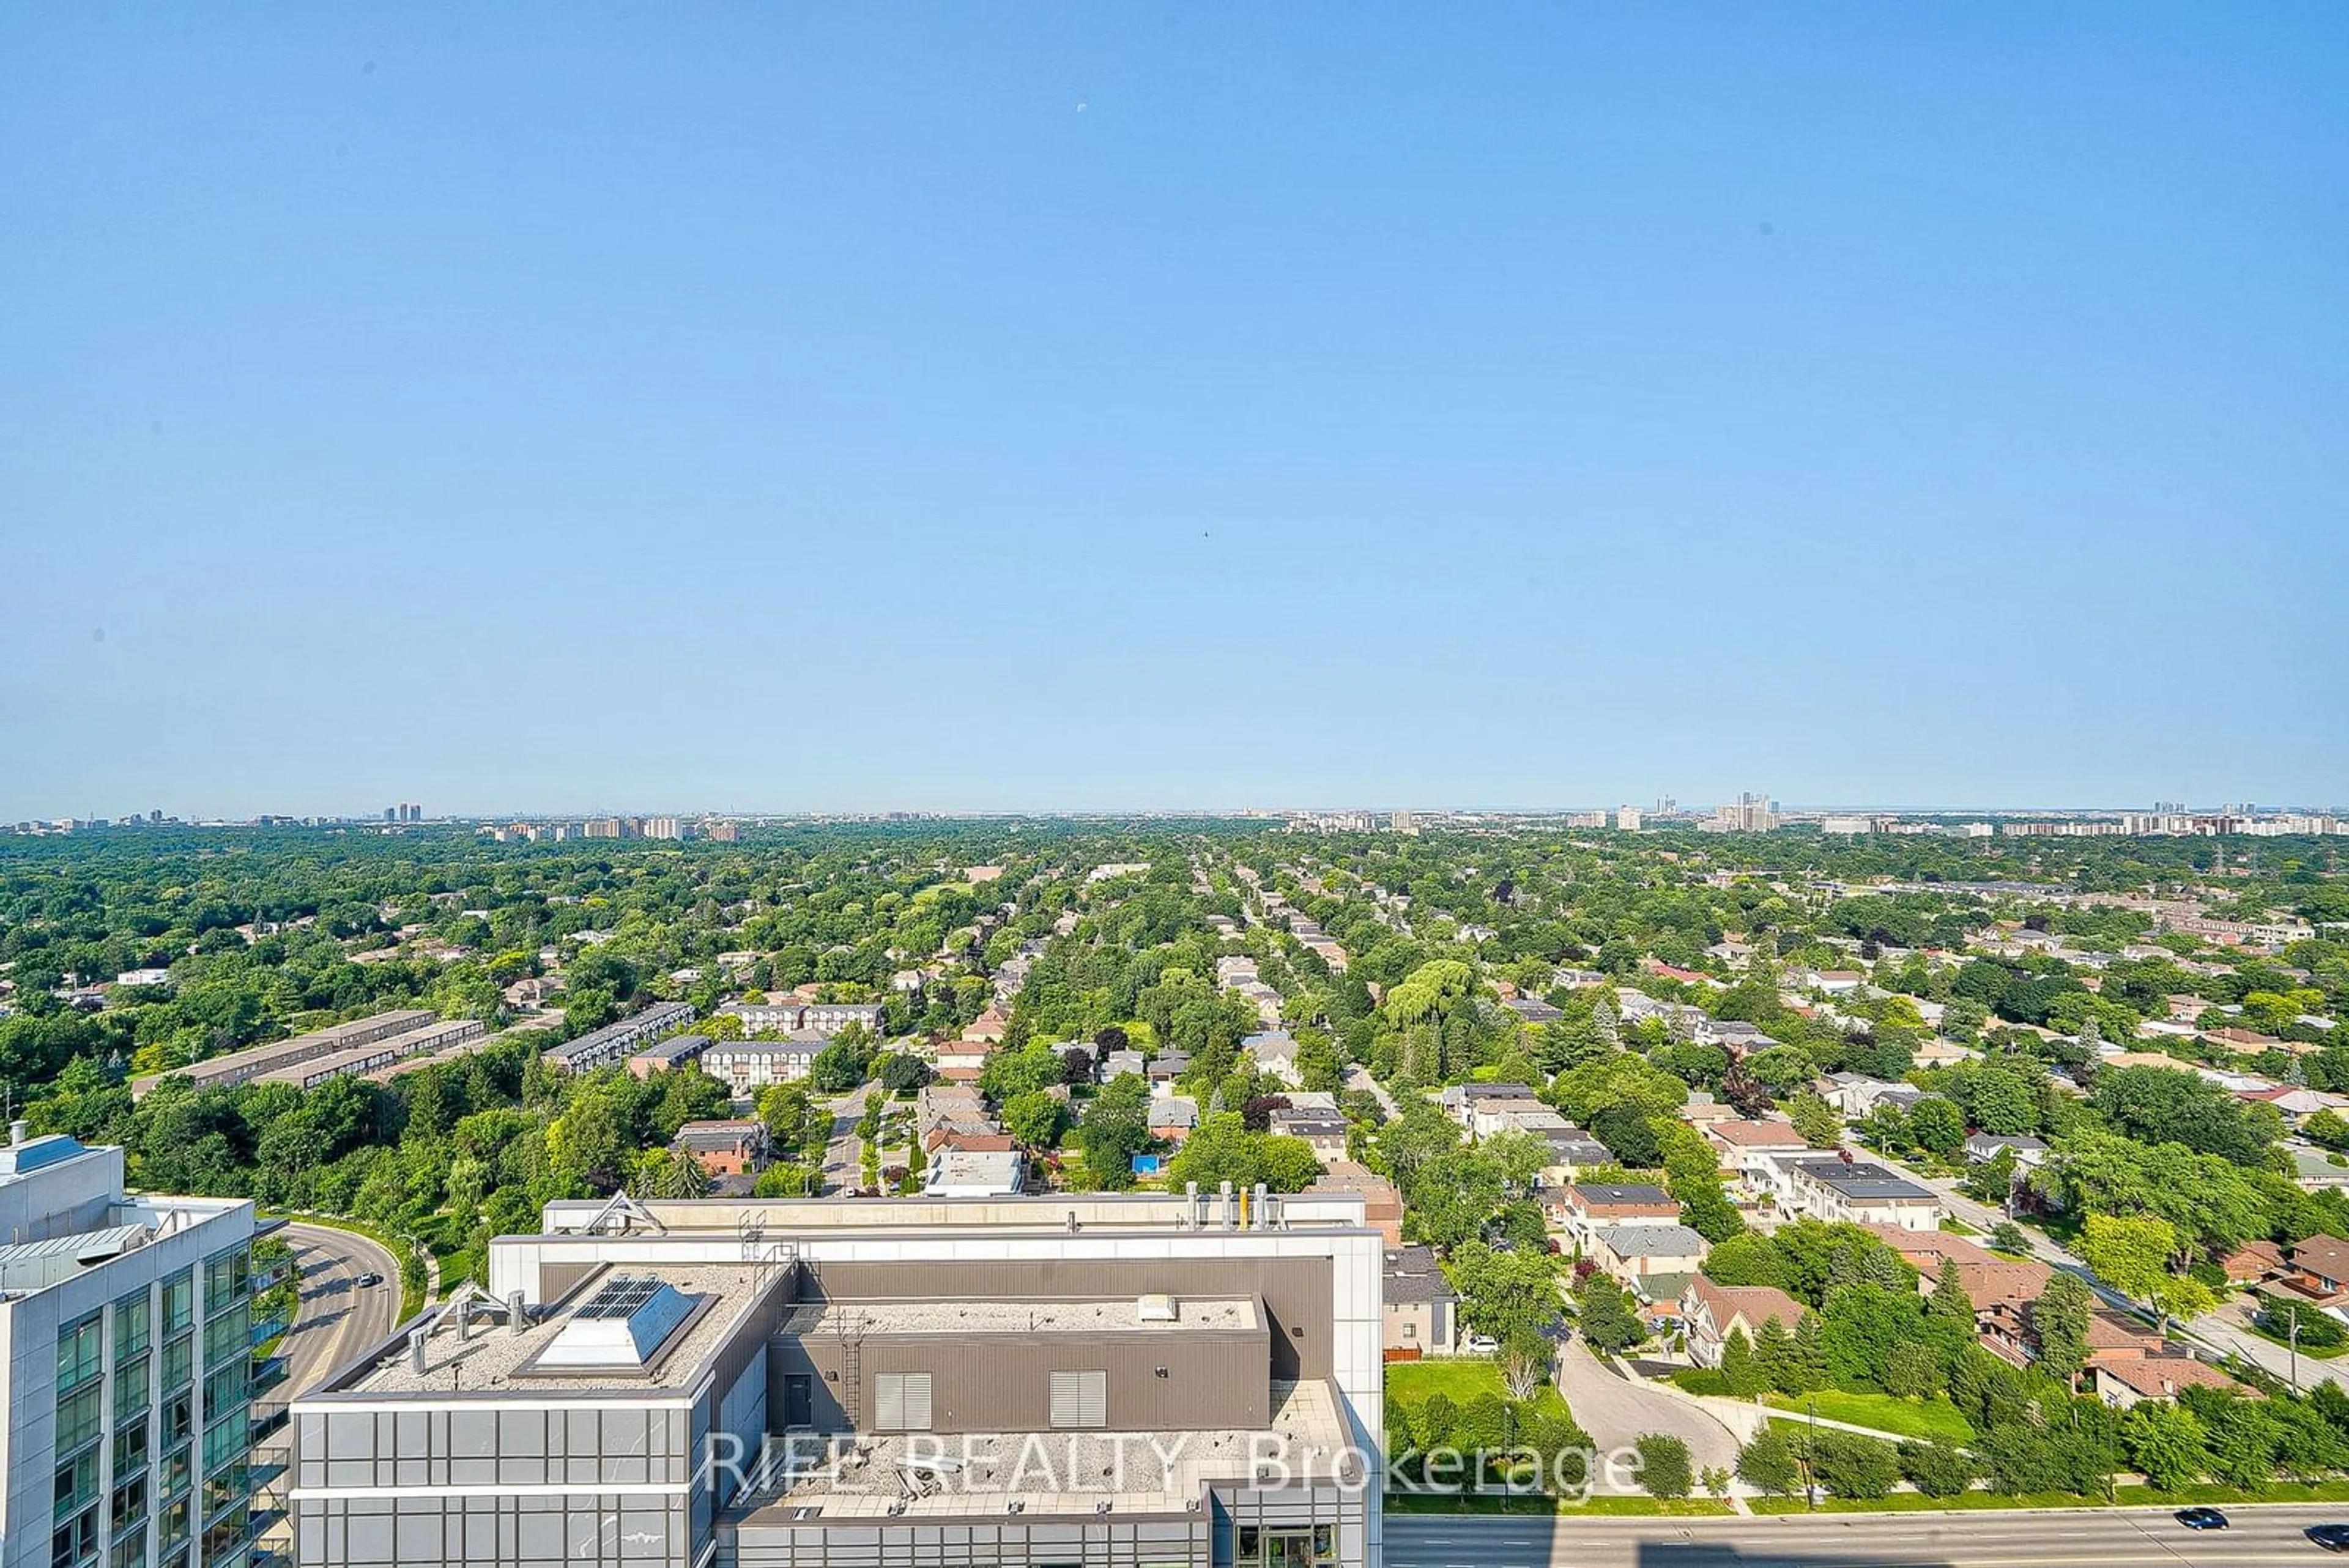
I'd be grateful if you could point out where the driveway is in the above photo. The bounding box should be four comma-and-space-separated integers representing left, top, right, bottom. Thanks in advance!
1553, 1340, 1743, 1493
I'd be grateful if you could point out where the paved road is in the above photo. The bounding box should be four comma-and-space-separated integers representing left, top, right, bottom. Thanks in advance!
278, 1222, 403, 1395
1386, 1503, 2349, 1568
820, 1088, 874, 1194
1553, 1341, 1744, 1492
1346, 1065, 1400, 1120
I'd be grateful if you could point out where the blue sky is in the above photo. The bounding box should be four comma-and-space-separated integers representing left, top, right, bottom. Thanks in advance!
4, 4, 2343, 818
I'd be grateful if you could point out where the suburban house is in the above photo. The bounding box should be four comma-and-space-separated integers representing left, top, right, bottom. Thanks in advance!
1148, 1096, 1201, 1146
921, 1147, 1025, 1198
2221, 1239, 2289, 1287
1765, 1153, 1943, 1230
932, 1035, 998, 1082
1269, 1105, 1351, 1164
1531, 1126, 1617, 1187
1817, 1072, 1928, 1119
674, 1119, 769, 1177
1963, 1132, 2050, 1169
1310, 1162, 1405, 1246
2252, 1233, 2349, 1319
1099, 1047, 1147, 1081
1439, 1083, 1547, 1139
2290, 1149, 2349, 1192
1504, 997, 1564, 1026
1701, 1119, 1811, 1195
1590, 1223, 1710, 1285
1696, 1019, 1774, 1056
1383, 1244, 1460, 1358
1680, 1276, 1808, 1368
1557, 1183, 1680, 1250
2091, 1353, 2257, 1409
1244, 1031, 1304, 1087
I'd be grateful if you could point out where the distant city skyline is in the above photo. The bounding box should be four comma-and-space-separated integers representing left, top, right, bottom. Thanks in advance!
4, 7, 2342, 812
9, 792, 2347, 829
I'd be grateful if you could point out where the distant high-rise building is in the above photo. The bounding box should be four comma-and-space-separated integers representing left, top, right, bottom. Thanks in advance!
582, 818, 623, 840
643, 817, 683, 841
1704, 793, 1778, 833
1614, 806, 1643, 831
703, 819, 740, 843
383, 806, 397, 823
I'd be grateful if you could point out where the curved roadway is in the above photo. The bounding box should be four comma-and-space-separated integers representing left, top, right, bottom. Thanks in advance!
278, 1221, 404, 1395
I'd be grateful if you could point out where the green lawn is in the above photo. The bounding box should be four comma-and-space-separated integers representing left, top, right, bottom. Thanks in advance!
1940, 1216, 1980, 1236
1764, 1391, 1974, 1443
1388, 1359, 1507, 1405
1386, 1493, 1732, 1517
1750, 1478, 2349, 1515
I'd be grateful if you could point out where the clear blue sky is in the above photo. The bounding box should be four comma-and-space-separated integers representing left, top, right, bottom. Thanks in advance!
4, 4, 2343, 819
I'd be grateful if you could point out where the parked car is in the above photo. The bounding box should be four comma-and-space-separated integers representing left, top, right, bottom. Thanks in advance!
1460, 1332, 1498, 1355
2175, 1508, 2228, 1530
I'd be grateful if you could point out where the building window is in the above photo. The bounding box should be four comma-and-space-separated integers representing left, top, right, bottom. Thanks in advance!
161, 1272, 193, 1336
55, 1449, 100, 1523
114, 1353, 152, 1421
51, 1504, 97, 1568
114, 1291, 152, 1359
106, 1524, 146, 1568
873, 1372, 933, 1432
114, 1422, 151, 1481
57, 1314, 102, 1394
204, 1248, 250, 1313
56, 1384, 102, 1455
1402, 1321, 1417, 1340
109, 1470, 147, 1533
161, 1336, 193, 1395
1049, 1370, 1107, 1429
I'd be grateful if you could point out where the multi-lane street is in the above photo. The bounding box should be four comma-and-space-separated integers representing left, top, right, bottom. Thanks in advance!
278, 1221, 404, 1395
1387, 1504, 2349, 1568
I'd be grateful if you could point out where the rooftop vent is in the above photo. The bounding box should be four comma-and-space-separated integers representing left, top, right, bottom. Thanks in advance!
536, 1275, 697, 1369
1137, 1293, 1178, 1324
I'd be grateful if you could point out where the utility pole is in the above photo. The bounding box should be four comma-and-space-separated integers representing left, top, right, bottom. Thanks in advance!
1804, 1396, 1820, 1511
2292, 1304, 2303, 1395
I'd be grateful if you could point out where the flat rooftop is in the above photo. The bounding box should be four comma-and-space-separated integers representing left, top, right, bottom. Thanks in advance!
779, 1297, 1257, 1337
333, 1263, 770, 1397
740, 1380, 1353, 1521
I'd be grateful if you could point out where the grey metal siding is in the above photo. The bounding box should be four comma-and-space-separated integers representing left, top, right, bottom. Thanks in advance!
778, 1321, 1268, 1435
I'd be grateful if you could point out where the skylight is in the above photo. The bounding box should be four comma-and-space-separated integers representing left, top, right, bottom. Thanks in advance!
537, 1275, 697, 1369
